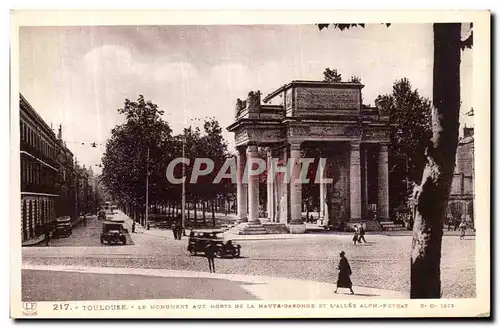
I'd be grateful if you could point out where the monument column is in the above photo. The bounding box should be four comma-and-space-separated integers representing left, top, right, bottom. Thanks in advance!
377, 143, 390, 220
266, 147, 274, 222
319, 158, 326, 223
349, 142, 362, 221
279, 146, 289, 224
289, 143, 305, 232
247, 145, 261, 225
236, 146, 248, 223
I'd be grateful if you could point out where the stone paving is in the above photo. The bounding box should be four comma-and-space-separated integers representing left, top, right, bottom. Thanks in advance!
23, 210, 476, 299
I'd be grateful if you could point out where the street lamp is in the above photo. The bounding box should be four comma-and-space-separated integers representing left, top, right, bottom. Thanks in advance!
181, 136, 186, 235
145, 148, 150, 229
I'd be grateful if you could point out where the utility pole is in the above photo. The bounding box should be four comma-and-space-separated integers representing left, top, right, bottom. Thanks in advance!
181, 136, 186, 234
145, 148, 149, 228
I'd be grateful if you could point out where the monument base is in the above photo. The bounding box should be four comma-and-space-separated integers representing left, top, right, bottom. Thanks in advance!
288, 223, 307, 234
237, 223, 268, 235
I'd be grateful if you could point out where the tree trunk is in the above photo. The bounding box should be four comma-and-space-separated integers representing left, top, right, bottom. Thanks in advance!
410, 23, 461, 299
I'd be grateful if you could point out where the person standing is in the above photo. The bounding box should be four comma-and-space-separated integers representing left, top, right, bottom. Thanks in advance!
205, 241, 217, 273
43, 223, 51, 246
172, 221, 178, 239
352, 225, 359, 245
358, 225, 367, 243
334, 251, 354, 295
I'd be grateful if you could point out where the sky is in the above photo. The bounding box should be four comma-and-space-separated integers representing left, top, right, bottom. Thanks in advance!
19, 24, 474, 174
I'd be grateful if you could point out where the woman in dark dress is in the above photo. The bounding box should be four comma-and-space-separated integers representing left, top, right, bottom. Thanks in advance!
335, 251, 354, 294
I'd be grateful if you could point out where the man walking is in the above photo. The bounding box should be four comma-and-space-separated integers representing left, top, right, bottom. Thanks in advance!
205, 241, 217, 273
358, 225, 367, 243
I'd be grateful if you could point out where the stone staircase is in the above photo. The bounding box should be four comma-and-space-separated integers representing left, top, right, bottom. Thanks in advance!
236, 222, 268, 235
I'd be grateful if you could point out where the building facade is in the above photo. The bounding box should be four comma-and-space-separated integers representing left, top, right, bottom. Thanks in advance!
227, 81, 392, 234
20, 94, 97, 242
448, 126, 474, 225
20, 94, 59, 241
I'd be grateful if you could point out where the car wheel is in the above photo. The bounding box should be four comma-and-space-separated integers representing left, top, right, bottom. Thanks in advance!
189, 249, 197, 256
100, 238, 104, 244
215, 249, 223, 258
233, 248, 241, 258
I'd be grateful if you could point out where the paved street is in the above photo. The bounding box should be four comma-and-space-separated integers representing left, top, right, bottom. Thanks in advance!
47, 215, 134, 247
22, 211, 476, 300
22, 270, 258, 301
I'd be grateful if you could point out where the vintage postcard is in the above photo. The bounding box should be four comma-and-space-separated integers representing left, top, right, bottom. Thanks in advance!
10, 10, 490, 318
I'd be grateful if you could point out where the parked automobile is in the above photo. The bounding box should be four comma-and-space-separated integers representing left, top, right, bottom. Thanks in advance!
187, 229, 241, 258
100, 222, 127, 245
52, 216, 72, 238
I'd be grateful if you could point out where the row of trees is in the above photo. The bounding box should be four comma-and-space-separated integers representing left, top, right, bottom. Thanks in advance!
100, 95, 234, 226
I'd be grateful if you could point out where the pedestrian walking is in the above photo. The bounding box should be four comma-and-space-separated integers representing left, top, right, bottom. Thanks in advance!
205, 241, 217, 273
132, 221, 136, 233
334, 251, 354, 295
172, 221, 178, 239
358, 225, 367, 243
459, 220, 467, 240
352, 225, 359, 245
43, 223, 51, 246
176, 224, 182, 240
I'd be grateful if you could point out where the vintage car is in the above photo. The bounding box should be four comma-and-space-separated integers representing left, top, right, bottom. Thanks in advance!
100, 222, 127, 245
52, 216, 72, 238
187, 229, 241, 258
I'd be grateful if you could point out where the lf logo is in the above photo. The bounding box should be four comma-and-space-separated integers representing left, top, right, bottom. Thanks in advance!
22, 302, 38, 316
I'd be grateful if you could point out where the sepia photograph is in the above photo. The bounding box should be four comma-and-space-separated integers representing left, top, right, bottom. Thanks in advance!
10, 10, 490, 318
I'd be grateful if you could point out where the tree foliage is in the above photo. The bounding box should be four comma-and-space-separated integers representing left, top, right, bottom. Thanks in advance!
323, 68, 342, 83
375, 78, 432, 209
101, 96, 233, 219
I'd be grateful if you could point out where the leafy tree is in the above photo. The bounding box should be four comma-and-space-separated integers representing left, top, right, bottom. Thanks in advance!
101, 95, 174, 224
318, 22, 472, 298
375, 78, 432, 211
323, 68, 342, 83
350, 75, 362, 83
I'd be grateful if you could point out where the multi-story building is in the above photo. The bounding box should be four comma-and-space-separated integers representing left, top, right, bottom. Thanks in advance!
20, 94, 97, 243
448, 126, 475, 225
20, 94, 59, 241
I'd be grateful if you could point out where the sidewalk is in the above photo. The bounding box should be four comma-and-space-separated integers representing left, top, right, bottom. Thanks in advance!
22, 264, 406, 300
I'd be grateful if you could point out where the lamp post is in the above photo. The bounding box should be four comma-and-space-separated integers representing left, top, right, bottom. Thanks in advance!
181, 136, 186, 235
145, 148, 149, 229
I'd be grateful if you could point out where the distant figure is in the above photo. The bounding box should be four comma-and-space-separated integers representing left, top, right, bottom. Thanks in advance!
132, 221, 136, 233
83, 216, 87, 227
358, 225, 367, 243
352, 225, 359, 245
205, 241, 217, 273
459, 220, 467, 240
176, 224, 182, 240
147, 222, 151, 230
44, 223, 51, 246
334, 251, 354, 295
172, 222, 178, 239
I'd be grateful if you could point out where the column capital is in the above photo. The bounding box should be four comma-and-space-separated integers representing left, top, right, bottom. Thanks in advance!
289, 143, 301, 152
350, 142, 361, 151
379, 143, 390, 151
247, 145, 258, 153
